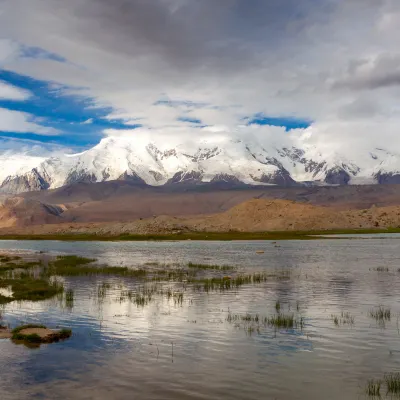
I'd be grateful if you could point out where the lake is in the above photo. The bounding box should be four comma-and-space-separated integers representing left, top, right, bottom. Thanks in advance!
1, 238, 400, 399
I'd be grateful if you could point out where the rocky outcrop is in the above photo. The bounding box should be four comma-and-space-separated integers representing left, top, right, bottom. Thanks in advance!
167, 171, 203, 184
325, 168, 351, 185
0, 169, 50, 194
375, 172, 400, 184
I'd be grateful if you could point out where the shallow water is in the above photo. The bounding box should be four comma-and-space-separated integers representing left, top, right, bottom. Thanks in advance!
1, 238, 400, 400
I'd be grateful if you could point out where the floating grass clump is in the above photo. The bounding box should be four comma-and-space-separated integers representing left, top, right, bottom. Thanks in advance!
0, 276, 63, 304
0, 261, 41, 273
187, 262, 234, 271
11, 324, 72, 346
365, 379, 382, 396
369, 306, 391, 321
227, 311, 304, 331
65, 289, 74, 309
0, 255, 21, 263
266, 313, 304, 329
385, 373, 400, 394
374, 266, 390, 272
197, 272, 275, 292
331, 312, 355, 326
47, 256, 147, 277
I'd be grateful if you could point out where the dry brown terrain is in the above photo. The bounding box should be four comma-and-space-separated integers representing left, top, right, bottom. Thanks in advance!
1, 182, 400, 235
1, 198, 400, 236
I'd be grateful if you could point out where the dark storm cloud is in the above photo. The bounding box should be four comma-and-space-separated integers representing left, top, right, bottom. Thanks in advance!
332, 55, 400, 91
48, 0, 328, 73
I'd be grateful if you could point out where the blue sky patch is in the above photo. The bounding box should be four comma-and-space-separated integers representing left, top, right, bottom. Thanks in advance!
247, 114, 312, 131
0, 70, 139, 149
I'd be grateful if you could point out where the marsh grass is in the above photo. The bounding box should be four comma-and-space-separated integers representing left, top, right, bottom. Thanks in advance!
227, 311, 304, 331
266, 313, 304, 329
0, 261, 41, 273
374, 267, 390, 272
47, 256, 147, 278
366, 379, 382, 397
187, 262, 234, 271
385, 373, 400, 394
11, 324, 72, 345
97, 282, 111, 299
331, 312, 355, 326
197, 272, 280, 292
370, 306, 391, 321
65, 289, 74, 309
0, 276, 64, 303
0, 255, 21, 263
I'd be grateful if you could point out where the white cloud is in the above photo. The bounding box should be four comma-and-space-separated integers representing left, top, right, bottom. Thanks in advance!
0, 80, 31, 100
0, 107, 59, 135
0, 0, 399, 151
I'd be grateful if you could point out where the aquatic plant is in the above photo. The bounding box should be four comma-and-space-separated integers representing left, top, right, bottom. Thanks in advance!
65, 289, 74, 309
0, 276, 64, 303
374, 266, 390, 272
265, 313, 304, 329
47, 256, 147, 278
187, 262, 234, 271
385, 373, 400, 394
365, 379, 382, 396
275, 300, 281, 312
369, 306, 391, 321
11, 324, 72, 345
331, 312, 355, 326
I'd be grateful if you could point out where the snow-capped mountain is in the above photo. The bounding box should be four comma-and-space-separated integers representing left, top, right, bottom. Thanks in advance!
1, 131, 400, 194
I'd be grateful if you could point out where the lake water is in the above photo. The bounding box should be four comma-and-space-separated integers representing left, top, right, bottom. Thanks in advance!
1, 238, 400, 400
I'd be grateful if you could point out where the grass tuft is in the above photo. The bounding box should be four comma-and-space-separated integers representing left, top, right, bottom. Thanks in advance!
385, 373, 400, 394
369, 306, 391, 321
365, 379, 382, 396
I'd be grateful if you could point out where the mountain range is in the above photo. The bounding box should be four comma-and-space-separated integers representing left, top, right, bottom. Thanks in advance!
1, 131, 400, 194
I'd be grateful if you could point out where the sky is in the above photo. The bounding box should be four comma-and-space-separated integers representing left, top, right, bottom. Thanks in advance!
0, 0, 400, 155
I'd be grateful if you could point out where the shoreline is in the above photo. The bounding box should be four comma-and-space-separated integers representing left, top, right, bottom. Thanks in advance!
0, 228, 399, 241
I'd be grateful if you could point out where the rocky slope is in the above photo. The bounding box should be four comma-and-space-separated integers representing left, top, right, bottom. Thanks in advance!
0, 197, 66, 228
1, 198, 400, 235
1, 131, 400, 194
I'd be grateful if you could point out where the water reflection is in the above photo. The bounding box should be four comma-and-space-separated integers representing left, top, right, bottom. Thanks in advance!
0, 238, 400, 399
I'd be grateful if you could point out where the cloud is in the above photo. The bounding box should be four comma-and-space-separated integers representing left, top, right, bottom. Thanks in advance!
0, 0, 399, 151
0, 80, 31, 100
0, 107, 59, 135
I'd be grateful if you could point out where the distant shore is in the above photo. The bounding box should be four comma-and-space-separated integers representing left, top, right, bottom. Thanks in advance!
0, 228, 399, 241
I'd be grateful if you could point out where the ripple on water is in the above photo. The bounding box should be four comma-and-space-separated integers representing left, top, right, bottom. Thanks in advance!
0, 238, 400, 399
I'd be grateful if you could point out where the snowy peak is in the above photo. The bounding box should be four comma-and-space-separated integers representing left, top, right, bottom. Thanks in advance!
1, 133, 400, 194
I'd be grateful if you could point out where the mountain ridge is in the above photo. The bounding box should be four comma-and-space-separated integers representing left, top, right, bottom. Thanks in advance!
1, 132, 400, 194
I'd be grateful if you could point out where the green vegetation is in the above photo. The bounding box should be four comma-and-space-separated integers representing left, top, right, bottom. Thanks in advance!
331, 312, 355, 326
187, 262, 234, 271
47, 255, 147, 277
374, 266, 390, 272
65, 289, 74, 309
385, 373, 400, 394
369, 306, 391, 321
366, 379, 382, 397
266, 313, 304, 329
0, 276, 64, 304
366, 374, 400, 397
0, 227, 399, 242
227, 309, 304, 332
11, 324, 72, 345
0, 255, 21, 263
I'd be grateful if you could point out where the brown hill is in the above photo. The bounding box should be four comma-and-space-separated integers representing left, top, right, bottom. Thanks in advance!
0, 197, 65, 228
20, 181, 400, 225
2, 198, 399, 236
